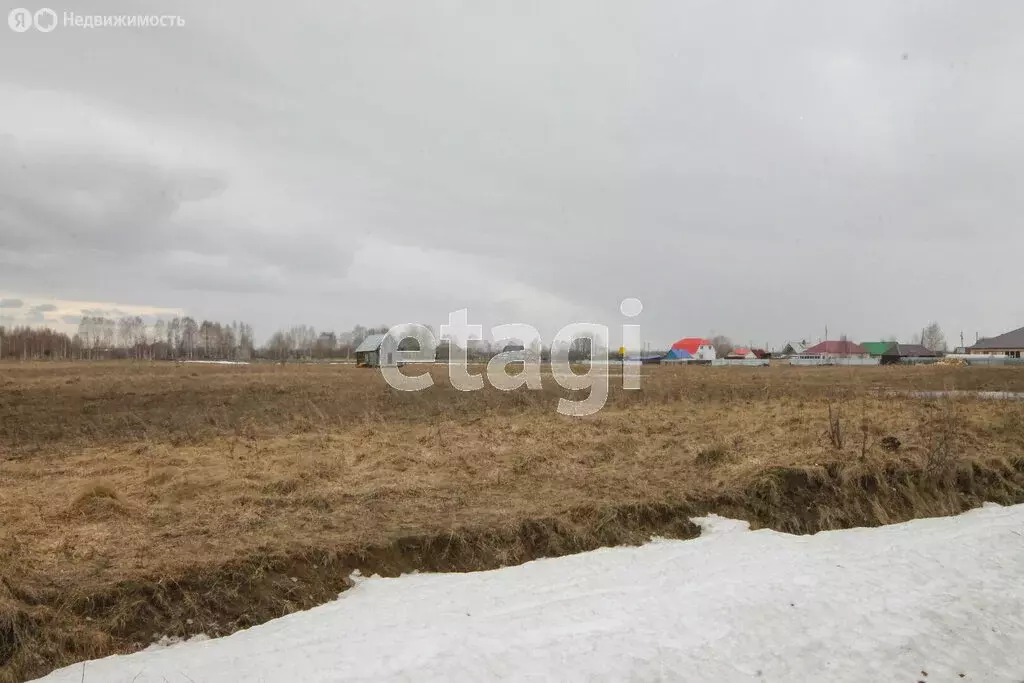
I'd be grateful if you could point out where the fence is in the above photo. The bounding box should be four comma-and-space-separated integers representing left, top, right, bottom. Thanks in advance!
711, 358, 770, 367
788, 356, 880, 367
946, 355, 1024, 367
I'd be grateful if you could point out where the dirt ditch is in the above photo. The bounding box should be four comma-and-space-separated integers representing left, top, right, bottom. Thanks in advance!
4, 453, 1024, 683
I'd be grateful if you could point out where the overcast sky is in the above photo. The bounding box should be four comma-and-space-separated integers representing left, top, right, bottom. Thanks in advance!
2, 0, 1022, 348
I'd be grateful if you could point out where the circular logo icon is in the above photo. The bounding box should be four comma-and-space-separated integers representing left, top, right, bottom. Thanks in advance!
619, 297, 643, 318
34, 8, 57, 32
8, 8, 32, 32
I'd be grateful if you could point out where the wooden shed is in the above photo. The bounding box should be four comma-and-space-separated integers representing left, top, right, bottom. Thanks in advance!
354, 333, 399, 368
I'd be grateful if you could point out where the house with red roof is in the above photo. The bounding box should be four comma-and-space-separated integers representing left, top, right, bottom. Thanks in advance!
668, 337, 716, 361
726, 347, 757, 360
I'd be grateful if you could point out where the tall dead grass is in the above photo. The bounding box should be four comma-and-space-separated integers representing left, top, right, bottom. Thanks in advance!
0, 362, 1022, 681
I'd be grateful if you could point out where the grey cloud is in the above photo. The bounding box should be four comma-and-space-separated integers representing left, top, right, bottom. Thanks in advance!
0, 141, 226, 255
81, 308, 129, 318
0, 138, 354, 304
61, 315, 82, 325
0, 299, 24, 309
23, 304, 58, 324
0, 0, 1021, 345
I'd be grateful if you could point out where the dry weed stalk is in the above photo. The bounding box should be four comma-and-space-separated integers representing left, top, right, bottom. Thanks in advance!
860, 397, 871, 460
827, 389, 844, 450
924, 396, 962, 475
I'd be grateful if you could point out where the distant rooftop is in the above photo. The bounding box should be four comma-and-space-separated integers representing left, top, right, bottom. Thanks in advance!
355, 334, 386, 353
803, 340, 868, 355
970, 326, 1024, 350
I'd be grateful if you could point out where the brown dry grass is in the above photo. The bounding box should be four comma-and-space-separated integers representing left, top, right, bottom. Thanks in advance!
1, 361, 1023, 681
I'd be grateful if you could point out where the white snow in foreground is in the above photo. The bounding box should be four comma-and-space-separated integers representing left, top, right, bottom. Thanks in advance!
36, 504, 1024, 682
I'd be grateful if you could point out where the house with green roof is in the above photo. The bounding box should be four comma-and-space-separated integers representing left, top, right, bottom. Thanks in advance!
861, 341, 895, 358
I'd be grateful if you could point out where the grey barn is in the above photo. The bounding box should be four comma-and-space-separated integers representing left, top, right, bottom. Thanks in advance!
354, 333, 399, 367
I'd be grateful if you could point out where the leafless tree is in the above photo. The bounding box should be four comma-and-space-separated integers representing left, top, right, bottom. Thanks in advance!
0, 325, 73, 359
711, 335, 733, 358
263, 330, 286, 360
919, 322, 947, 353
152, 320, 168, 359
181, 317, 199, 359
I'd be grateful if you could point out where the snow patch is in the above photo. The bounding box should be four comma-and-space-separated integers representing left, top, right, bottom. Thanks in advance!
346, 569, 370, 586
691, 513, 752, 535
34, 504, 1024, 683
143, 634, 210, 652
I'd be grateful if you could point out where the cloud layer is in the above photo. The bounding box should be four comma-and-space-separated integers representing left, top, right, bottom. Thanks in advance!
2, 0, 1022, 346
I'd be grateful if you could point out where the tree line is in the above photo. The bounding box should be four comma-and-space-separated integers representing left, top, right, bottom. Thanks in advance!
263, 324, 392, 360
257, 325, 607, 361
0, 318, 951, 362
0, 317, 254, 360
0, 320, 435, 361
0, 318, 612, 362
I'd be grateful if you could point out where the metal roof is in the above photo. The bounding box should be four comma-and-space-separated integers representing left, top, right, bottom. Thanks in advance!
883, 343, 939, 357
861, 341, 894, 356
803, 340, 868, 355
354, 333, 386, 353
671, 338, 711, 354
971, 326, 1024, 350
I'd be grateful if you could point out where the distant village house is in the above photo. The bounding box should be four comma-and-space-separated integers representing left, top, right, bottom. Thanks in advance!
860, 342, 894, 358
725, 347, 757, 360
880, 343, 939, 364
800, 340, 869, 358
664, 338, 717, 361
354, 333, 399, 367
780, 341, 808, 356
968, 326, 1024, 359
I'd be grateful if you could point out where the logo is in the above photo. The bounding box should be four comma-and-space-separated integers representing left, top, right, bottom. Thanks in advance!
377, 299, 645, 417
8, 8, 185, 31
8, 7, 32, 31
34, 7, 56, 31
8, 7, 56, 31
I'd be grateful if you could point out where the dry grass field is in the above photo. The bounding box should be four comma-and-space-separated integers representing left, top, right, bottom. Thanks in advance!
2, 361, 1023, 681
